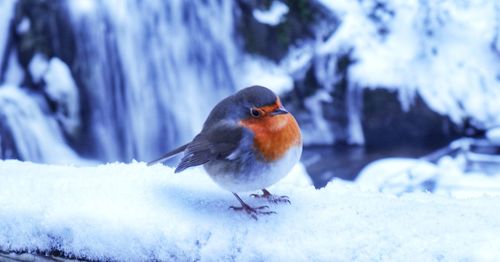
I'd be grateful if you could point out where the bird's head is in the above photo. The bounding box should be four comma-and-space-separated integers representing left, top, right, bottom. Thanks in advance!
235, 85, 292, 132
236, 85, 288, 116
234, 85, 301, 161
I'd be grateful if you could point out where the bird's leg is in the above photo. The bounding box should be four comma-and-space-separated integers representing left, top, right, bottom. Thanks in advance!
250, 189, 291, 204
229, 193, 275, 220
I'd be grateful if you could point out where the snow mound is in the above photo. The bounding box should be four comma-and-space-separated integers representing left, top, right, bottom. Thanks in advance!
358, 156, 500, 199
1, 160, 499, 261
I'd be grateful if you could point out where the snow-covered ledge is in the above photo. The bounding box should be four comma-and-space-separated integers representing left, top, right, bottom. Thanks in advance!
0, 160, 499, 261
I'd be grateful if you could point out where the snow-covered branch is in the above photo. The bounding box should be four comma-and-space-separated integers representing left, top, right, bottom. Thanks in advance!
0, 160, 499, 261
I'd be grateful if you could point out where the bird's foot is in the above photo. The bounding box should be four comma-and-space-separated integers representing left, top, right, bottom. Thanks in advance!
229, 203, 276, 220
250, 189, 291, 204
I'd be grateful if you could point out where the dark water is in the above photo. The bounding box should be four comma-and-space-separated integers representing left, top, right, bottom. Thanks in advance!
302, 145, 442, 188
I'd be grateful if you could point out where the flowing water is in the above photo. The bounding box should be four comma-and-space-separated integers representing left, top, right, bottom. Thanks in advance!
65, 0, 238, 162
0, 0, 243, 163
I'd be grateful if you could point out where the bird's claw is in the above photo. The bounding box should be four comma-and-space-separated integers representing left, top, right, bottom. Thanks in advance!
250, 193, 291, 204
229, 204, 276, 220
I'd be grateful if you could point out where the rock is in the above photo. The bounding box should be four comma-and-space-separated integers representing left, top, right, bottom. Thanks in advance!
362, 88, 463, 149
235, 0, 338, 62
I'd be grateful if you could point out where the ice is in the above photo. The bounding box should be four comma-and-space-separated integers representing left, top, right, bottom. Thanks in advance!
252, 1, 289, 26
346, 85, 364, 145
302, 90, 335, 144
280, 46, 313, 80
0, 160, 499, 261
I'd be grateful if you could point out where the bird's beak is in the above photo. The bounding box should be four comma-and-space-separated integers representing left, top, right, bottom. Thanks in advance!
270, 107, 289, 116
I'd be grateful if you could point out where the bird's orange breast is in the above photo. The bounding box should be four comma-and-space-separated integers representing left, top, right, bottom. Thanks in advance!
240, 113, 301, 162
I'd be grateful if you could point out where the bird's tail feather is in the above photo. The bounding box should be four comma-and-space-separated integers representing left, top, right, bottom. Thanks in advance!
147, 143, 188, 166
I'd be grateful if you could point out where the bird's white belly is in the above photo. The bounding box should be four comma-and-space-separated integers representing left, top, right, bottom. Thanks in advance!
204, 145, 302, 192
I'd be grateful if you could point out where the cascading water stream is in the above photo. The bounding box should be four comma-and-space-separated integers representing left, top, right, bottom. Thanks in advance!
0, 0, 240, 163
66, 0, 238, 162
0, 0, 17, 80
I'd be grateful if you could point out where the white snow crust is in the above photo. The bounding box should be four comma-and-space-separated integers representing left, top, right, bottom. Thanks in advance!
1, 160, 499, 261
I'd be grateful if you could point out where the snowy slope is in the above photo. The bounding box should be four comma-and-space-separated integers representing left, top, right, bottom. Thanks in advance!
0, 160, 499, 261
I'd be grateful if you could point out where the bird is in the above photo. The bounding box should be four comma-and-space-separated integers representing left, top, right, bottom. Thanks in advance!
148, 85, 302, 219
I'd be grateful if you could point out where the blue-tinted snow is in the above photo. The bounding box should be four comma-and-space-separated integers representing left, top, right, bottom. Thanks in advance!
0, 160, 499, 261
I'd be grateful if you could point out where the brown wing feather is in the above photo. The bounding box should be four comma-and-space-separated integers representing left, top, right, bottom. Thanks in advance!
175, 122, 244, 173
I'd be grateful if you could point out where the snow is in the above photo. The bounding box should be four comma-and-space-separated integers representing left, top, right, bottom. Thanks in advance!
316, 0, 500, 126
28, 53, 49, 83
252, 1, 289, 26
357, 155, 500, 199
237, 57, 294, 95
486, 127, 500, 143
43, 57, 81, 136
16, 18, 30, 34
0, 160, 499, 261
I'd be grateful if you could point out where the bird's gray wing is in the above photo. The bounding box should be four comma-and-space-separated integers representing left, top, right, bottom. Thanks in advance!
175, 122, 249, 173
147, 143, 189, 166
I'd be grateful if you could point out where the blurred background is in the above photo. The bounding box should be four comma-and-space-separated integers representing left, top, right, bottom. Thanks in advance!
1, 0, 499, 192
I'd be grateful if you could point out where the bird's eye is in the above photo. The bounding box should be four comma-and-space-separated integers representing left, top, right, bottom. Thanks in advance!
250, 108, 261, 118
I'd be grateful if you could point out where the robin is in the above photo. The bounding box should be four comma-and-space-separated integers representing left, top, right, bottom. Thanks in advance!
149, 85, 302, 219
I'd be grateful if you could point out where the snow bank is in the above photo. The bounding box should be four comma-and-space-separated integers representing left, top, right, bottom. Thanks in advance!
1, 160, 499, 261
357, 156, 500, 199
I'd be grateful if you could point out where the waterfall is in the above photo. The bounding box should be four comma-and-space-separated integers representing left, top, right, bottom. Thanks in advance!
0, 0, 16, 80
0, 85, 84, 163
66, 0, 238, 162
0, 0, 240, 163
